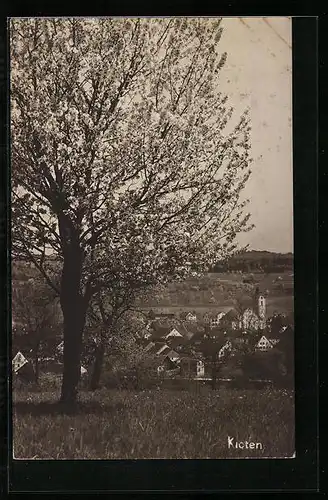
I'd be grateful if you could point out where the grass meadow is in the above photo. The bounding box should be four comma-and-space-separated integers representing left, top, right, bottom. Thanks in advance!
13, 386, 295, 460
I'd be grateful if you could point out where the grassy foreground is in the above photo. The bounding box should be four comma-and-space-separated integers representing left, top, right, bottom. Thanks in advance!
13, 387, 295, 459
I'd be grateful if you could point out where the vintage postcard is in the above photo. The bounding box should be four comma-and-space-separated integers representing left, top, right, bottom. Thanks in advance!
10, 16, 294, 460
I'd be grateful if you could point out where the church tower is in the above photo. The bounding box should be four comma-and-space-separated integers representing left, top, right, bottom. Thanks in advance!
254, 287, 266, 329
258, 295, 266, 320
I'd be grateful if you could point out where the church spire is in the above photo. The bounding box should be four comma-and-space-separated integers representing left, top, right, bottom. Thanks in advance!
254, 286, 266, 328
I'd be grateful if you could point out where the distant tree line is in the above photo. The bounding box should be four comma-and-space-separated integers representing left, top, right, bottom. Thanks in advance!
212, 251, 294, 274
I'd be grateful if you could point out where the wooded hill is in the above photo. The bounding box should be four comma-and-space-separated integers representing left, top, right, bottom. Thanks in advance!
212, 251, 294, 273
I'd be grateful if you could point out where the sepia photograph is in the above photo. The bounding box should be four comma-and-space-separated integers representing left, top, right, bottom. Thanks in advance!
10, 16, 294, 460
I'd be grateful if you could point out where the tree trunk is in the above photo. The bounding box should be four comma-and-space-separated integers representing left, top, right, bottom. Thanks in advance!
60, 305, 86, 404
89, 340, 106, 390
34, 342, 40, 384
59, 235, 87, 406
89, 314, 113, 390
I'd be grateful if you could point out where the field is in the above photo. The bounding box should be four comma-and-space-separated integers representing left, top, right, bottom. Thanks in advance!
139, 271, 294, 317
13, 387, 294, 459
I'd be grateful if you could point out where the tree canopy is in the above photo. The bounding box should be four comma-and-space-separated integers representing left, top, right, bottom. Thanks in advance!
11, 18, 252, 282
10, 17, 253, 402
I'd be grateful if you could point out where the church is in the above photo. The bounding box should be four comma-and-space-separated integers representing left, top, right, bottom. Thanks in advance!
230, 288, 267, 331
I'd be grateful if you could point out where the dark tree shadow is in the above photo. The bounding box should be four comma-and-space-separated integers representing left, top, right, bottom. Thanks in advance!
13, 400, 126, 416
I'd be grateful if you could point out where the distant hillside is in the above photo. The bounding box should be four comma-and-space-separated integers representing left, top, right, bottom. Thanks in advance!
13, 251, 294, 281
231, 250, 293, 261
212, 251, 294, 273
138, 269, 293, 311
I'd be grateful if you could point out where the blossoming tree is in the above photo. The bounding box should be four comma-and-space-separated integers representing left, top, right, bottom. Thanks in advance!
11, 17, 253, 404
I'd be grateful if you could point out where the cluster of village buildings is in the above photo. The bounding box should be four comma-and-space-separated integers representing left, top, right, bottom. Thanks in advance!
136, 290, 293, 379
12, 288, 293, 383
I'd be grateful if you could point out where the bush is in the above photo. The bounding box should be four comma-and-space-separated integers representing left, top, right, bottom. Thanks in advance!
102, 362, 165, 391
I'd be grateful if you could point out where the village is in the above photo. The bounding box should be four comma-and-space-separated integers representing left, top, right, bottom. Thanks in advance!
134, 287, 294, 385
12, 285, 294, 389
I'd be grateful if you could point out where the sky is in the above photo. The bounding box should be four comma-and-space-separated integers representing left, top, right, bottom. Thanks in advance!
11, 17, 293, 255
218, 17, 293, 254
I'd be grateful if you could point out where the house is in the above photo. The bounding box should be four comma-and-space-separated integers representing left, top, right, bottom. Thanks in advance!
149, 321, 196, 346
203, 313, 211, 324
12, 351, 35, 381
139, 340, 181, 376
165, 349, 180, 363
56, 341, 64, 354
181, 311, 198, 322
280, 324, 294, 337
218, 340, 233, 359
196, 359, 205, 377
12, 351, 28, 374
163, 327, 184, 339
255, 335, 274, 352
146, 341, 170, 356
209, 312, 226, 328
156, 358, 179, 375
155, 352, 180, 375
81, 366, 88, 376
156, 344, 171, 356
268, 338, 280, 347
164, 323, 196, 341
186, 312, 197, 322
146, 342, 180, 362
255, 322, 292, 353
144, 341, 156, 352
